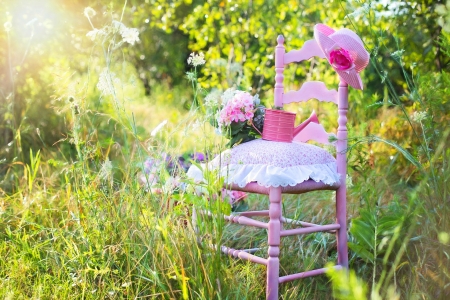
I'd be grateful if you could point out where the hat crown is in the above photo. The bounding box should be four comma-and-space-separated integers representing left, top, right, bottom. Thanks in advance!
314, 24, 369, 89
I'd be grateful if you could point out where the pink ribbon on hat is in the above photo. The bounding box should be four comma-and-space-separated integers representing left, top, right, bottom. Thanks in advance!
314, 24, 370, 90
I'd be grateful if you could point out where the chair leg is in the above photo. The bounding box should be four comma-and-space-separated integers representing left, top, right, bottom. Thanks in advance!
336, 186, 348, 268
267, 187, 282, 300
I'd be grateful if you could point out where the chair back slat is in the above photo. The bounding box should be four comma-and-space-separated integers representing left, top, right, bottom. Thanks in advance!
282, 81, 338, 105
284, 39, 326, 64
293, 122, 335, 145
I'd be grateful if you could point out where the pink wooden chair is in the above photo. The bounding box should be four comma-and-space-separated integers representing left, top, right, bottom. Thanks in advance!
190, 24, 369, 299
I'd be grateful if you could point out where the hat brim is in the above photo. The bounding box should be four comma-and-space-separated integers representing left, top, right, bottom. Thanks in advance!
314, 24, 369, 90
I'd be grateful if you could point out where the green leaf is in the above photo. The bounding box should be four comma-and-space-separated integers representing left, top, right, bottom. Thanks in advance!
370, 136, 423, 170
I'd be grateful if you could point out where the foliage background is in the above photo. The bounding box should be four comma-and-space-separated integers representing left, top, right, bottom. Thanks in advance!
1, 0, 449, 299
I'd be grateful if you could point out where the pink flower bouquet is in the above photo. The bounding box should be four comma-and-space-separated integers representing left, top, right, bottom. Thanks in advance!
214, 89, 265, 147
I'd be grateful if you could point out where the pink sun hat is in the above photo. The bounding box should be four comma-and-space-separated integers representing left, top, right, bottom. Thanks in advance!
314, 23, 370, 90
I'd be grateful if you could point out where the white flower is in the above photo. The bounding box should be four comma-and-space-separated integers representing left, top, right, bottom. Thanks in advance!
151, 120, 168, 136
97, 69, 120, 95
220, 88, 236, 105
390, 49, 405, 60
112, 20, 126, 31
86, 28, 105, 41
111, 21, 140, 45
346, 174, 354, 188
84, 7, 96, 18
346, 3, 370, 18
191, 120, 202, 130
3, 21, 12, 32
99, 158, 113, 180
411, 111, 427, 123
120, 27, 140, 45
187, 52, 206, 67
204, 89, 221, 107
253, 94, 260, 105
229, 62, 242, 73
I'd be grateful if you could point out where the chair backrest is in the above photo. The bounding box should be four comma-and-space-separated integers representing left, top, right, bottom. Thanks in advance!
273, 35, 349, 146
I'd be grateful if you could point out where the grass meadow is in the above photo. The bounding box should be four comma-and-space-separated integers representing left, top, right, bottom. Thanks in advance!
1, 0, 450, 299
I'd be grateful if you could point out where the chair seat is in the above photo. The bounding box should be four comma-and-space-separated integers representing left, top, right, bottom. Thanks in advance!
188, 139, 340, 193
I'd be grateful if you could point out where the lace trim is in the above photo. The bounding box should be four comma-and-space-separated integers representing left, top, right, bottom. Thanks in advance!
187, 162, 340, 188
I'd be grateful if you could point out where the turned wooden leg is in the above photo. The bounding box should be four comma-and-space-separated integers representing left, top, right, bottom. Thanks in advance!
267, 187, 282, 300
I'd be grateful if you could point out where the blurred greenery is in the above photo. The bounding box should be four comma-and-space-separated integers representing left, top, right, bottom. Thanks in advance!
1, 0, 450, 299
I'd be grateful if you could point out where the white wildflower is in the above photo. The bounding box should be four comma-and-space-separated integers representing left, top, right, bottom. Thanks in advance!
346, 174, 354, 188
191, 120, 202, 130
99, 158, 113, 180
3, 21, 12, 32
253, 93, 260, 105
120, 27, 140, 45
185, 71, 196, 82
112, 20, 126, 31
221, 88, 236, 105
204, 89, 221, 107
112, 21, 139, 45
84, 7, 96, 18
347, 3, 370, 18
187, 52, 206, 67
411, 111, 427, 123
97, 69, 120, 95
86, 28, 105, 41
121, 282, 132, 288
229, 62, 242, 73
151, 120, 168, 136
390, 49, 405, 60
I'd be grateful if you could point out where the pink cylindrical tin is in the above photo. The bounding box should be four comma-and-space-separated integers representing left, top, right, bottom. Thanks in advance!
262, 109, 296, 142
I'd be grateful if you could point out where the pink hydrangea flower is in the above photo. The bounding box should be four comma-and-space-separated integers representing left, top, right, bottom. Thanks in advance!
222, 189, 247, 205
218, 91, 255, 127
329, 48, 353, 70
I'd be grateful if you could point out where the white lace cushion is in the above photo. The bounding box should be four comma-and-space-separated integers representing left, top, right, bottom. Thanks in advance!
208, 139, 340, 188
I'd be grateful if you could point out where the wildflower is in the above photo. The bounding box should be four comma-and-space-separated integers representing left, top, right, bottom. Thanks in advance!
112, 20, 126, 31
229, 62, 242, 73
346, 3, 370, 18
111, 21, 140, 45
187, 52, 206, 67
204, 89, 221, 107
97, 69, 120, 95
99, 158, 113, 180
84, 7, 96, 18
346, 174, 354, 188
220, 88, 236, 105
411, 111, 427, 123
191, 120, 202, 130
151, 120, 168, 136
86, 28, 105, 41
390, 49, 405, 60
185, 71, 196, 82
4, 21, 12, 32
222, 189, 247, 205
120, 27, 140, 45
